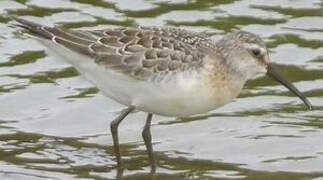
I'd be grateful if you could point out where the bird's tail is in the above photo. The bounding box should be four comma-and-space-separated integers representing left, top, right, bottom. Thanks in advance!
13, 17, 54, 40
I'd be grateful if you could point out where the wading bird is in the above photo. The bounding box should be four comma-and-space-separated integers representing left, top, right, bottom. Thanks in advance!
14, 18, 312, 173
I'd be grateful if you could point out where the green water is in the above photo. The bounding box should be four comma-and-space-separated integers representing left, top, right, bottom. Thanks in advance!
1, 0, 323, 179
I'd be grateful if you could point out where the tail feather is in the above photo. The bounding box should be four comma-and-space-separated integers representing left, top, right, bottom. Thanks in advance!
14, 17, 95, 56
14, 17, 54, 40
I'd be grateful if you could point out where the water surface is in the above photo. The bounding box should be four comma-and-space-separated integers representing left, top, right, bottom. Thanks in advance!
0, 0, 323, 179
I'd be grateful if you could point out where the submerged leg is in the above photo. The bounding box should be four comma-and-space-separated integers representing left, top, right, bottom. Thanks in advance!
142, 113, 156, 172
110, 106, 134, 167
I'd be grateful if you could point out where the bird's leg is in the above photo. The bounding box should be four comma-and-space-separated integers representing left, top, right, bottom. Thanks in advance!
110, 106, 134, 168
116, 166, 124, 180
142, 113, 156, 173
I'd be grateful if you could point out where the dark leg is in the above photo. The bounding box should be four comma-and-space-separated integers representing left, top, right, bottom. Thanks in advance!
142, 113, 156, 173
110, 106, 134, 167
116, 166, 123, 180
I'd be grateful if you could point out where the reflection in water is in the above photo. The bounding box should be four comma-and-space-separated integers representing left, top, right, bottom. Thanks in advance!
115, 166, 156, 180
0, 0, 323, 179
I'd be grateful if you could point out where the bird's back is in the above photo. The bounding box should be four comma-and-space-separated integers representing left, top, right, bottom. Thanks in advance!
15, 18, 215, 82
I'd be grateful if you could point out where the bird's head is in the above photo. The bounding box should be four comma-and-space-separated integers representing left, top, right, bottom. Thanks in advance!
216, 31, 312, 110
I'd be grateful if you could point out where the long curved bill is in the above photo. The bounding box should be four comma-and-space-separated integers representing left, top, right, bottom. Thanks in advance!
267, 64, 312, 110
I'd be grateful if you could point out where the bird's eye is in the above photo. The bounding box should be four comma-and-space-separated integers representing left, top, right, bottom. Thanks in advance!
251, 48, 262, 57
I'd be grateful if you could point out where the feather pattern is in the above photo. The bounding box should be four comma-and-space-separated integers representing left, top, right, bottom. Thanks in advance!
14, 18, 215, 82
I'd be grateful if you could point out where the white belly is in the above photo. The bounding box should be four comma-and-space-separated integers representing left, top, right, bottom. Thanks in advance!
131, 74, 243, 117
44, 42, 244, 117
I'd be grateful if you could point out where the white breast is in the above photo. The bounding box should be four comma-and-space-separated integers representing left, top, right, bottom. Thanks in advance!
132, 71, 245, 117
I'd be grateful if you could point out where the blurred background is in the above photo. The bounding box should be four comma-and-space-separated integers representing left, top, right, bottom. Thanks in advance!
0, 0, 323, 179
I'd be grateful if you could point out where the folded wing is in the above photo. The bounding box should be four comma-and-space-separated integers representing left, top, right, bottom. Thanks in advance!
15, 18, 209, 81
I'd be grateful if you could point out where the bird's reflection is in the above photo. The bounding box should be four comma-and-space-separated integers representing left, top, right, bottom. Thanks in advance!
115, 163, 157, 180
116, 166, 123, 180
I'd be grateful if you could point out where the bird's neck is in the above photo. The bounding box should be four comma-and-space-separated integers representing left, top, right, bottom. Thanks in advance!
199, 61, 246, 107
203, 53, 248, 83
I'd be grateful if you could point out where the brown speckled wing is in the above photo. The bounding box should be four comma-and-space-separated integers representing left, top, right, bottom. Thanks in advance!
15, 18, 210, 81
87, 27, 208, 80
